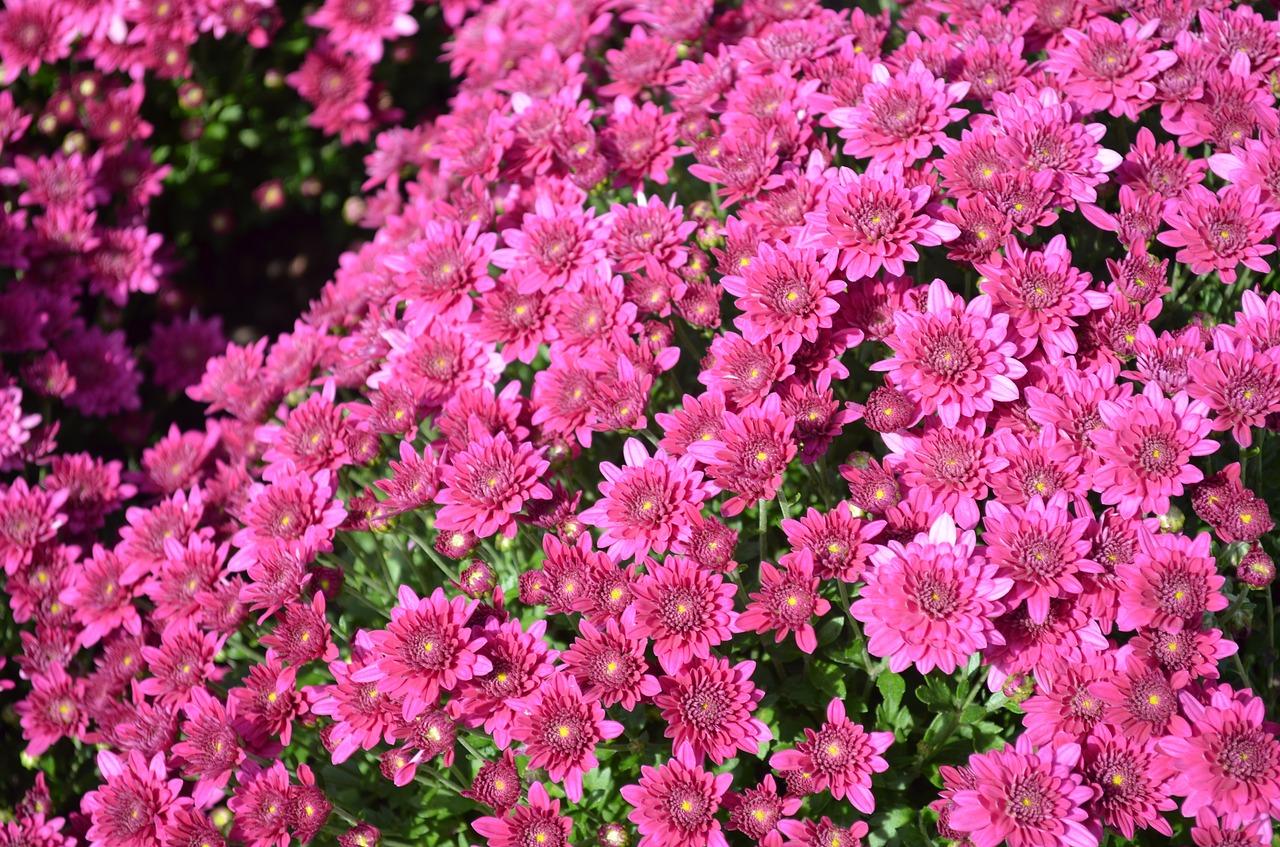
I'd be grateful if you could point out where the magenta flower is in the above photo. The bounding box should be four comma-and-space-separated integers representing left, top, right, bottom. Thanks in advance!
447, 617, 556, 749
228, 762, 293, 847
803, 168, 958, 281
720, 242, 843, 356
631, 555, 738, 675
472, 782, 573, 847
60, 544, 147, 648
738, 552, 831, 654
1187, 333, 1280, 447
306, 0, 417, 62
769, 699, 892, 813
436, 427, 551, 539
1116, 530, 1226, 633
1160, 685, 1280, 829
357, 586, 492, 720
1091, 383, 1218, 518
83, 750, 190, 847
228, 470, 346, 572
1080, 723, 1177, 839
492, 195, 609, 296
984, 495, 1099, 623
831, 61, 969, 166
872, 279, 1026, 428
560, 608, 661, 711
976, 235, 1111, 360
724, 775, 801, 847
580, 438, 710, 562
510, 671, 624, 803
1157, 185, 1280, 285
949, 735, 1096, 847
686, 393, 797, 517
779, 504, 884, 583
622, 746, 734, 847
655, 656, 770, 765
853, 514, 1011, 675
1209, 135, 1280, 206
882, 420, 1007, 529
1043, 17, 1176, 119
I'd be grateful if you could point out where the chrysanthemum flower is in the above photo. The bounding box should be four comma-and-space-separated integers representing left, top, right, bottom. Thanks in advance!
738, 552, 831, 653
436, 426, 551, 539
724, 775, 801, 847
655, 656, 770, 765
769, 698, 892, 813
1043, 17, 1175, 119
1187, 333, 1280, 447
1116, 529, 1226, 633
228, 762, 293, 847
1157, 185, 1280, 285
492, 195, 609, 295
83, 750, 190, 847
686, 393, 797, 517
580, 439, 710, 562
560, 608, 661, 711
831, 61, 969, 166
60, 544, 147, 648
510, 671, 624, 802
1080, 723, 1177, 839
780, 504, 884, 583
948, 735, 1097, 847
1160, 684, 1280, 829
622, 746, 733, 847
1020, 659, 1109, 746
1091, 383, 1218, 518
358, 586, 492, 720
872, 279, 1025, 428
1092, 658, 1190, 744
853, 514, 1011, 675
977, 235, 1111, 360
803, 168, 958, 281
984, 496, 1099, 623
228, 470, 346, 572
305, 0, 417, 62
720, 242, 842, 357
631, 555, 738, 675
449, 617, 556, 749
473, 781, 573, 847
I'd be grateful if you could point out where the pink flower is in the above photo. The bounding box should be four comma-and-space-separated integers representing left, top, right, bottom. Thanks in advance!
831, 61, 969, 166
448, 617, 556, 749
872, 279, 1026, 428
768, 698, 892, 813
631, 555, 738, 675
560, 608, 661, 711
724, 775, 801, 847
510, 671, 624, 803
492, 195, 609, 296
580, 438, 710, 561
976, 235, 1111, 360
779, 504, 884, 583
1209, 135, 1280, 206
686, 393, 798, 517
228, 473, 346, 572
1116, 530, 1226, 633
358, 586, 492, 720
1043, 17, 1176, 119
655, 656, 770, 765
1091, 383, 1218, 518
83, 750, 190, 847
472, 782, 573, 847
1157, 185, 1280, 285
948, 735, 1097, 847
983, 495, 1099, 623
738, 552, 831, 654
60, 544, 147, 648
306, 0, 417, 62
228, 762, 293, 847
853, 514, 1011, 675
1080, 723, 1177, 839
720, 242, 843, 356
1160, 685, 1280, 829
436, 426, 551, 539
1187, 333, 1280, 447
803, 168, 958, 281
883, 420, 1007, 529
622, 746, 734, 847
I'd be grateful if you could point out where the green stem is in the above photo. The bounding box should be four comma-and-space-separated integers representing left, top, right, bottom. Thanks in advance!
758, 498, 769, 565
910, 681, 984, 778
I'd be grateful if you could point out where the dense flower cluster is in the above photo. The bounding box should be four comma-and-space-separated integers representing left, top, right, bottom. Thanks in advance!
5, 1, 1280, 847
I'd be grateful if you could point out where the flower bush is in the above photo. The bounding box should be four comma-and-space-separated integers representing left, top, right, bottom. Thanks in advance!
4, 1, 1280, 847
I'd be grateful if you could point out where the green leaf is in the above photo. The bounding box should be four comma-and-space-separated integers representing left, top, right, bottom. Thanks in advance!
806, 661, 847, 701
876, 670, 906, 713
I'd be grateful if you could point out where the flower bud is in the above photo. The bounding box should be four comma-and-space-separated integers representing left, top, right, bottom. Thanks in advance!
598, 823, 631, 847
1238, 546, 1276, 589
1158, 504, 1184, 534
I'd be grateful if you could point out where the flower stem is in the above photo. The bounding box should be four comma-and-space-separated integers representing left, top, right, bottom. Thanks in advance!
758, 498, 769, 565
